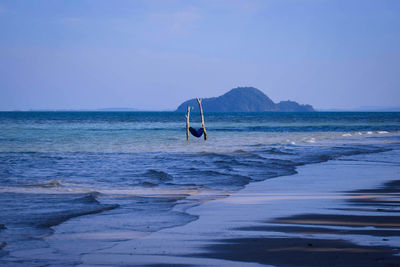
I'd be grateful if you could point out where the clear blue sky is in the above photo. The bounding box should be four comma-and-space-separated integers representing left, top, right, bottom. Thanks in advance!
0, 0, 399, 110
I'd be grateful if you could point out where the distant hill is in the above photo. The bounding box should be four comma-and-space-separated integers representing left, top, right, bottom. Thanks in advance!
96, 108, 138, 111
350, 106, 400, 112
176, 87, 314, 112
26, 108, 139, 112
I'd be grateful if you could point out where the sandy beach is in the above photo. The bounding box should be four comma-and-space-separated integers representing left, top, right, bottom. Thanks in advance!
15, 149, 394, 266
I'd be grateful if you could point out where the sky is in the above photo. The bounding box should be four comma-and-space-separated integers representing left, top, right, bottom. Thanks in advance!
0, 0, 399, 111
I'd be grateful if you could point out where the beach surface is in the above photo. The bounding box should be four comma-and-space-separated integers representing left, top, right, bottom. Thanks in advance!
33, 150, 398, 266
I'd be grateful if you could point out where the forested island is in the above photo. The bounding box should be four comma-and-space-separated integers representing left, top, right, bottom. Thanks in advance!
176, 87, 314, 112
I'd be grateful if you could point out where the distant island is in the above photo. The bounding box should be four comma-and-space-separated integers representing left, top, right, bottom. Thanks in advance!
176, 87, 314, 112
21, 108, 139, 112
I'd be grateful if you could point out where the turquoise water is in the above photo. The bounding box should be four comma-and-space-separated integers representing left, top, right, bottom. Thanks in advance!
0, 111, 400, 265
1, 112, 399, 153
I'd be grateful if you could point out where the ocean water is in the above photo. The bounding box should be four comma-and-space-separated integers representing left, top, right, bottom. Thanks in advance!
0, 111, 400, 264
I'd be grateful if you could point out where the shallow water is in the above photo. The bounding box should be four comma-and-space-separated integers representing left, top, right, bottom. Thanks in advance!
0, 111, 399, 264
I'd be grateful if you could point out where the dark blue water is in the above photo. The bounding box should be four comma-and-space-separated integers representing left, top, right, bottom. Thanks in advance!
0, 111, 399, 265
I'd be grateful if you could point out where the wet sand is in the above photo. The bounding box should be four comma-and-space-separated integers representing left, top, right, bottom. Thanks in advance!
198, 237, 399, 267
198, 172, 400, 266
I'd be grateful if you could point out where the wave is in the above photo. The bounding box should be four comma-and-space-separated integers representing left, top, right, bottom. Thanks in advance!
0, 191, 118, 231
26, 179, 63, 188
140, 181, 158, 187
232, 149, 266, 159
185, 169, 253, 189
197, 151, 236, 159
212, 125, 400, 133
71, 191, 100, 204
263, 147, 295, 155
144, 169, 173, 181
37, 203, 119, 228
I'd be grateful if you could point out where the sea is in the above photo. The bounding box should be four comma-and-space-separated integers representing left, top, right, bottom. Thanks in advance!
1, 111, 400, 265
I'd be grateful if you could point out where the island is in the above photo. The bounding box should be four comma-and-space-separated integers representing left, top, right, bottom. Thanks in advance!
176, 87, 314, 112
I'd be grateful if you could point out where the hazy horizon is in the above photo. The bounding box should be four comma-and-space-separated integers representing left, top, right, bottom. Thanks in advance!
3, 104, 400, 112
1, 0, 399, 111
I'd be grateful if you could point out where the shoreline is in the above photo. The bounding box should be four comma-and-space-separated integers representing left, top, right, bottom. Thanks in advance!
1, 149, 399, 266
70, 149, 400, 266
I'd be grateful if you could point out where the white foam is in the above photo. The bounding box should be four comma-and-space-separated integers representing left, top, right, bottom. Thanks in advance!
377, 131, 389, 134
342, 133, 352, 137
367, 131, 373, 135
0, 186, 201, 197
285, 139, 296, 145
